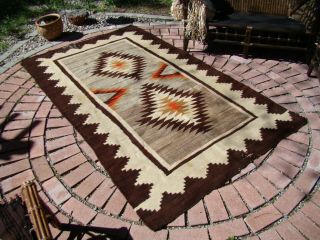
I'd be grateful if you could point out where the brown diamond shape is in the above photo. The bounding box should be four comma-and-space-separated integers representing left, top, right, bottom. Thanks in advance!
92, 51, 145, 81
138, 83, 212, 134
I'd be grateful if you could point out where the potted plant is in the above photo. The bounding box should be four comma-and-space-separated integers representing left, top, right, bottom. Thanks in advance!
35, 13, 63, 40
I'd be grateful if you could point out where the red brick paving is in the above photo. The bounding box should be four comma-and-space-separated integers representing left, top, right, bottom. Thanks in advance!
204, 190, 229, 222
46, 126, 74, 139
46, 135, 76, 152
49, 143, 81, 164
294, 168, 319, 194
219, 185, 249, 217
0, 158, 30, 179
31, 156, 54, 182
167, 213, 185, 227
7, 88, 28, 103
30, 118, 46, 137
274, 186, 306, 215
88, 179, 116, 208
103, 189, 127, 215
73, 171, 105, 198
187, 200, 208, 226
233, 178, 265, 209
300, 201, 320, 225
259, 229, 282, 240
129, 224, 168, 240
91, 213, 131, 239
3, 119, 32, 131
208, 219, 249, 240
245, 205, 282, 233
289, 212, 320, 240
62, 162, 95, 187
1, 169, 34, 193
54, 153, 87, 174
274, 146, 305, 167
267, 155, 299, 179
276, 221, 306, 240
170, 228, 209, 240
0, 23, 320, 239
42, 177, 71, 205
122, 204, 140, 222
61, 197, 97, 224
257, 163, 291, 189
29, 136, 45, 158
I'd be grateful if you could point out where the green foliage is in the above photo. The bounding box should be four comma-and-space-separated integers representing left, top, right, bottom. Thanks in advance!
0, 40, 9, 53
0, 0, 172, 52
227, 236, 238, 240
159, 0, 173, 5
0, 15, 29, 38
107, 0, 172, 7
91, 0, 117, 12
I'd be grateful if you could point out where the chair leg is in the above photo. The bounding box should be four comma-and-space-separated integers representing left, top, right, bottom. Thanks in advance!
182, 15, 189, 51
307, 43, 320, 77
182, 0, 189, 51
183, 38, 189, 51
307, 66, 314, 77
243, 26, 253, 58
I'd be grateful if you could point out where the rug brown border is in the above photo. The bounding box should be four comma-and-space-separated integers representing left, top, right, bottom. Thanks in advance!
21, 26, 307, 230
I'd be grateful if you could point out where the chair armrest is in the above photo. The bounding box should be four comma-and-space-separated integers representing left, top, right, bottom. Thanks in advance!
289, 0, 310, 16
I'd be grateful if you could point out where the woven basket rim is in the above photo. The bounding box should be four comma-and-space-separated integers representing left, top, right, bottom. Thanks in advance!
35, 13, 61, 27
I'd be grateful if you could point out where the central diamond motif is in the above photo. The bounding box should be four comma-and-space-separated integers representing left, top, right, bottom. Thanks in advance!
138, 83, 212, 134
92, 51, 145, 81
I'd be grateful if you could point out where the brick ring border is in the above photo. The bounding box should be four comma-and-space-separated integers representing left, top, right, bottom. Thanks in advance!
0, 20, 319, 240
36, 54, 320, 237
34, 42, 319, 230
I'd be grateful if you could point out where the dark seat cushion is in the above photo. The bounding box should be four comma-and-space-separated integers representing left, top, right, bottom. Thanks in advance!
209, 13, 306, 33
209, 0, 234, 18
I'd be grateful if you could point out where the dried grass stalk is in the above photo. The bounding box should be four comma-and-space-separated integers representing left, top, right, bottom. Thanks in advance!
185, 0, 208, 42
171, 0, 185, 20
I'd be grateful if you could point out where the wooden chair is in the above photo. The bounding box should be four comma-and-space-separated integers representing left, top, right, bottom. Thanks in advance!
0, 196, 33, 239
13, 181, 130, 239
183, 0, 320, 59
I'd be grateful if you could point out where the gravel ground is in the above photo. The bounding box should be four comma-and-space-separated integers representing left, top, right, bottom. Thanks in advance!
0, 11, 174, 67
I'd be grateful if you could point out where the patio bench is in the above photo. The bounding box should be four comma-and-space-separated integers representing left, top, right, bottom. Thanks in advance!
183, 0, 320, 59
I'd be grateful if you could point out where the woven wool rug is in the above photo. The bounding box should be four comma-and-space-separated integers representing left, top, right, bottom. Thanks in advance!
22, 26, 307, 230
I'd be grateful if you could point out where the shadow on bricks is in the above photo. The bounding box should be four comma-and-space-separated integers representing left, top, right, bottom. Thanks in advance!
0, 113, 40, 160
206, 42, 307, 63
53, 224, 133, 240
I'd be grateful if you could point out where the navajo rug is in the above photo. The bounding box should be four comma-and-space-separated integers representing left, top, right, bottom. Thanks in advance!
22, 26, 307, 230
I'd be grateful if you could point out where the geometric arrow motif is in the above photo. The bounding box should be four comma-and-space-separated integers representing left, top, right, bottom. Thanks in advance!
90, 88, 127, 109
151, 62, 186, 80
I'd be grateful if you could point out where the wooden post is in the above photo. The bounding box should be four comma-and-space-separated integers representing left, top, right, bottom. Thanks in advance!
182, 0, 189, 51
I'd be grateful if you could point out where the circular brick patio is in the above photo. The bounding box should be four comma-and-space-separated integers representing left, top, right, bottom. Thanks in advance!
0, 23, 320, 240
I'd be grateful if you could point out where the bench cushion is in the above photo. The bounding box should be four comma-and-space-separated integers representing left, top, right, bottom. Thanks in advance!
209, 13, 306, 33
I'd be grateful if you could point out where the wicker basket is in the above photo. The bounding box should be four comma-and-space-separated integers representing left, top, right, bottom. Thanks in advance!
35, 13, 63, 40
